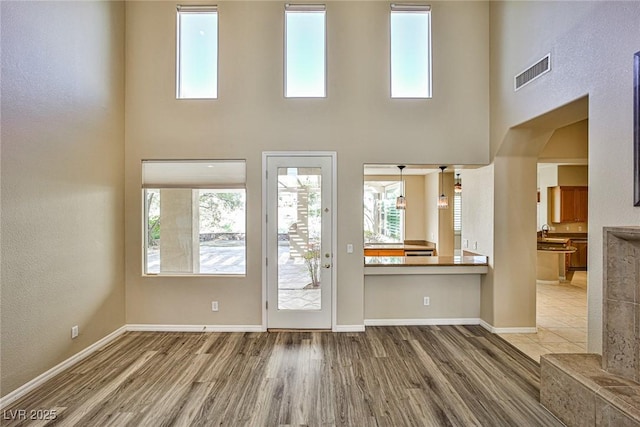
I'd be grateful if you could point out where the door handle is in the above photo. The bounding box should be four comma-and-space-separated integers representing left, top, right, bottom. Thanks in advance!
323, 264, 331, 268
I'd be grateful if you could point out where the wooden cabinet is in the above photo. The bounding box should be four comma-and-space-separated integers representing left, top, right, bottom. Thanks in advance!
551, 186, 588, 223
364, 248, 404, 256
569, 240, 588, 269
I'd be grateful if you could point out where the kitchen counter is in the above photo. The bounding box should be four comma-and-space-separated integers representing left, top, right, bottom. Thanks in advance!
364, 255, 488, 275
365, 255, 487, 266
364, 255, 486, 323
364, 243, 436, 251
364, 242, 436, 257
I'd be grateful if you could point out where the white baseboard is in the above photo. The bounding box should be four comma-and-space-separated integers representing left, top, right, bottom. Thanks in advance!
479, 319, 537, 334
126, 324, 265, 333
0, 323, 270, 408
333, 324, 366, 332
0, 326, 127, 410
364, 318, 481, 326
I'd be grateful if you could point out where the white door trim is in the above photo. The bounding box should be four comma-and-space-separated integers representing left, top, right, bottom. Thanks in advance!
261, 151, 337, 331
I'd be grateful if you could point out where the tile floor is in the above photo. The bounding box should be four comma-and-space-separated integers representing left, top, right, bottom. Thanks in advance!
499, 271, 588, 362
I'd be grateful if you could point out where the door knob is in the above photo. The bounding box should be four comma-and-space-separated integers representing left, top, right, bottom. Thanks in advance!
323, 263, 331, 268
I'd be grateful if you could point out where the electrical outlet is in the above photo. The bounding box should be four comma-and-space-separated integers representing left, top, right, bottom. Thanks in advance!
71, 325, 79, 339
211, 301, 219, 312
423, 297, 430, 306
347, 244, 353, 253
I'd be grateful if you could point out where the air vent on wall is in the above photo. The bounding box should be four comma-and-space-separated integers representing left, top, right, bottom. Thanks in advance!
514, 54, 551, 91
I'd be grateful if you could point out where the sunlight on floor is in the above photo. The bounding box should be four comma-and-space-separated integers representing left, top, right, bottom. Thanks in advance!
499, 271, 587, 363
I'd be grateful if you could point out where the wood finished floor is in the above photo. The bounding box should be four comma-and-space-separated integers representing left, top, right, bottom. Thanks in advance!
3, 326, 561, 426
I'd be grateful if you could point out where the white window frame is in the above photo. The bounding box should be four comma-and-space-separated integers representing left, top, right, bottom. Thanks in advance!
176, 5, 219, 99
390, 3, 432, 99
142, 160, 247, 277
284, 3, 327, 98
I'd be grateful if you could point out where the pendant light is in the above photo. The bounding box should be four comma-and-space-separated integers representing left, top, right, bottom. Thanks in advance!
437, 166, 449, 209
454, 173, 462, 193
396, 165, 406, 210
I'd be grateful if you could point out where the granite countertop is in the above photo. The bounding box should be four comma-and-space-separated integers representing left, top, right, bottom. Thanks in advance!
537, 245, 577, 253
364, 255, 488, 267
364, 243, 436, 251
548, 232, 588, 239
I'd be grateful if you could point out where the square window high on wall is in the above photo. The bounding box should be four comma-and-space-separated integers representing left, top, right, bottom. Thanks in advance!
176, 5, 218, 99
285, 4, 326, 98
142, 160, 246, 276
390, 4, 432, 98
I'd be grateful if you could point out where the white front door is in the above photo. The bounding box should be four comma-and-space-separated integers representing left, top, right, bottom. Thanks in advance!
264, 154, 334, 329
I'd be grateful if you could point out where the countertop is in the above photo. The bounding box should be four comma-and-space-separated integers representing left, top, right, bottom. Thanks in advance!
537, 246, 577, 253
537, 237, 578, 252
365, 255, 488, 267
547, 232, 588, 239
364, 243, 436, 251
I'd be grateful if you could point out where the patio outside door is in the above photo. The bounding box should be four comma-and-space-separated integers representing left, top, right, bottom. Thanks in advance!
265, 154, 333, 329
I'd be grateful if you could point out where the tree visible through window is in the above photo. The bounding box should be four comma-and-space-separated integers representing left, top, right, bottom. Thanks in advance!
143, 160, 246, 275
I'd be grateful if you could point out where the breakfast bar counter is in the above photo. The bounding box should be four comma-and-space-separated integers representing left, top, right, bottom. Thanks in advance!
363, 255, 488, 324
364, 255, 488, 275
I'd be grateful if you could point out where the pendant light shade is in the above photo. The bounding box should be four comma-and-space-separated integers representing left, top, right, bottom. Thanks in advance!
454, 173, 462, 193
396, 165, 406, 210
437, 166, 449, 209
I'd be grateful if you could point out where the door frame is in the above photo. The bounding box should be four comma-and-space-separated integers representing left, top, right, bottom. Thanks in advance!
261, 151, 337, 331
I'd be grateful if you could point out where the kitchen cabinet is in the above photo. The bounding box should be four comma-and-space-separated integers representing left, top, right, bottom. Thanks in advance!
551, 186, 588, 223
364, 248, 404, 256
569, 239, 588, 269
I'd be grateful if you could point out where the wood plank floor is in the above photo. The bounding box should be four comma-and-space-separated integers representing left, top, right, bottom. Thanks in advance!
3, 326, 561, 426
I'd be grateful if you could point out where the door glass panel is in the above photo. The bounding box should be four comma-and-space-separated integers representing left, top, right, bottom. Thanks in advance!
277, 167, 322, 310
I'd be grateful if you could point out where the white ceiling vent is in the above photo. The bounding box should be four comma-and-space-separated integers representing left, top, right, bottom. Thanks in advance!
514, 54, 551, 91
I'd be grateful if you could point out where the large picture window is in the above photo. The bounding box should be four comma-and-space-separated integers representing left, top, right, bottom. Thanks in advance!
364, 181, 404, 243
176, 5, 218, 99
390, 4, 432, 98
142, 160, 246, 275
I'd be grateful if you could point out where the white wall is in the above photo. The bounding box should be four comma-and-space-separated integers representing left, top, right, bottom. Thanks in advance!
124, 1, 490, 328
490, 1, 640, 349
1, 1, 125, 396
537, 164, 558, 230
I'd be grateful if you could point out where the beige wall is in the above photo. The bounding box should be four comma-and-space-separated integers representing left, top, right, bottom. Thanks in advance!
557, 165, 588, 186
460, 165, 495, 322
403, 176, 426, 241
424, 172, 440, 244
438, 172, 455, 256
489, 1, 640, 348
124, 1, 490, 327
539, 119, 588, 162
1, 1, 125, 396
364, 274, 480, 321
